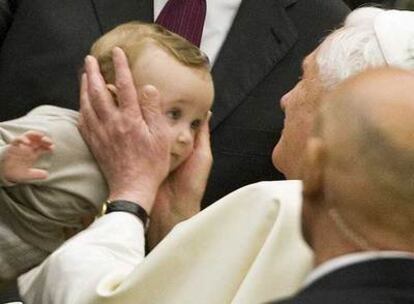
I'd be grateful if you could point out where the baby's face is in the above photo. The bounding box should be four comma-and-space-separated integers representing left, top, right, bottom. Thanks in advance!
132, 44, 214, 171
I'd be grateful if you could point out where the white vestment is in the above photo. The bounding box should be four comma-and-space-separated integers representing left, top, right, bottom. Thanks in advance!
20, 180, 313, 304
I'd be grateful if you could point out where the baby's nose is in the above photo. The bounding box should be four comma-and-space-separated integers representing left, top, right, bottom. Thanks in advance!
177, 128, 193, 145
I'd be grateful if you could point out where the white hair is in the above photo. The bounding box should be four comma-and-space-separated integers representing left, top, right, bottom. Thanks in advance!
316, 7, 387, 89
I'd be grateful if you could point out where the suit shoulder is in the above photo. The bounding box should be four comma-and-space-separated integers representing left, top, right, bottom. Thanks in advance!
287, 0, 350, 32
292, 0, 350, 14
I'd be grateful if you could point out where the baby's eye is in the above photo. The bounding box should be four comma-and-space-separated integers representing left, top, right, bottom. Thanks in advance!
166, 108, 181, 120
191, 119, 202, 130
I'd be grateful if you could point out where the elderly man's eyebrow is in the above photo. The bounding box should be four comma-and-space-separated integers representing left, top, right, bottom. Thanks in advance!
301, 56, 310, 74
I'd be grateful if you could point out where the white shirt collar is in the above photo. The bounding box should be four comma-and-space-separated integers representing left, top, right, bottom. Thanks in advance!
303, 251, 414, 288
153, 0, 168, 18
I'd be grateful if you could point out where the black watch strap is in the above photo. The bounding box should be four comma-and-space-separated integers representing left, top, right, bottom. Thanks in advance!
104, 200, 149, 229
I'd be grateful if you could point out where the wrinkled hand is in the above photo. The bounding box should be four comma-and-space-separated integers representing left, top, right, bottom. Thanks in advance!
147, 116, 213, 249
78, 47, 171, 213
3, 131, 54, 183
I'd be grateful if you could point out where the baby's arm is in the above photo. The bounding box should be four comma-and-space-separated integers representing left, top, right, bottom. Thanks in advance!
2, 130, 54, 184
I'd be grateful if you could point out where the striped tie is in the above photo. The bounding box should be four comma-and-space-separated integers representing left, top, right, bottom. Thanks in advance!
156, 0, 206, 47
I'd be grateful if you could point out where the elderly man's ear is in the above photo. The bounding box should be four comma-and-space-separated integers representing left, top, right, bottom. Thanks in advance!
301, 137, 325, 198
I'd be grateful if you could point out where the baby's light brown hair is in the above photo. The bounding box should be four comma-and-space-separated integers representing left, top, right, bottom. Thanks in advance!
90, 21, 210, 85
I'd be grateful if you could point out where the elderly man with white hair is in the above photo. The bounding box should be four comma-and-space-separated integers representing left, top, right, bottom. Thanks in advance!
19, 7, 414, 304
273, 6, 414, 179
272, 66, 414, 304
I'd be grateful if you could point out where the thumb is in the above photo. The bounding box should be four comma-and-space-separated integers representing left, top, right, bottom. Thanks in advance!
25, 169, 49, 181
140, 85, 169, 134
140, 85, 161, 122
194, 115, 212, 160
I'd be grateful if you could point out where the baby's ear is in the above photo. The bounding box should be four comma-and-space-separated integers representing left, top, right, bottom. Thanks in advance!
106, 84, 119, 105
106, 84, 118, 95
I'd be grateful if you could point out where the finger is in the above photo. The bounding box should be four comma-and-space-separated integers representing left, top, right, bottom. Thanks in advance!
39, 136, 53, 147
106, 84, 118, 105
192, 119, 213, 177
199, 111, 213, 149
26, 169, 49, 180
177, 118, 212, 177
194, 117, 211, 152
140, 85, 163, 128
38, 142, 55, 152
84, 55, 116, 120
30, 143, 54, 156
11, 135, 30, 146
24, 131, 51, 148
79, 74, 99, 141
79, 73, 88, 112
24, 130, 46, 141
78, 112, 100, 148
112, 47, 140, 114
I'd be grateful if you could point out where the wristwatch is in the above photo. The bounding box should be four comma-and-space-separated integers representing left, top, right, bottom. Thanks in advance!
102, 200, 150, 230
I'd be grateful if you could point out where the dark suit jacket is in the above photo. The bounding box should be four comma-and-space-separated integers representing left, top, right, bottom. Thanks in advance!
0, 280, 21, 303
271, 258, 414, 304
344, 0, 396, 9
0, 0, 349, 205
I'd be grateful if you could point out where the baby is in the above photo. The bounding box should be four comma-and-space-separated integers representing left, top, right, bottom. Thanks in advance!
0, 22, 214, 282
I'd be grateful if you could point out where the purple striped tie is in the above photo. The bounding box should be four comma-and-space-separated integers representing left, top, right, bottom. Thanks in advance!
155, 0, 206, 47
